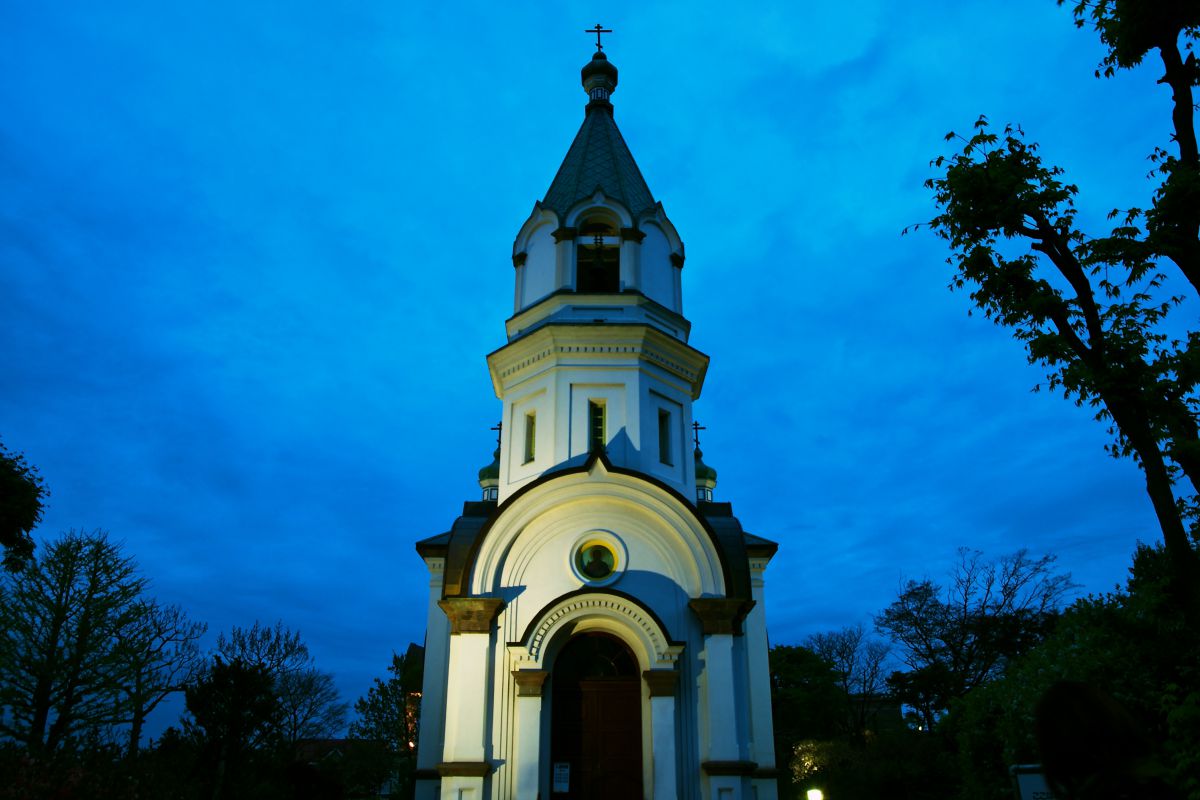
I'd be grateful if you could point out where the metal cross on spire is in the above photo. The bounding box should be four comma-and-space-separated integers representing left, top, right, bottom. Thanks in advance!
490, 421, 502, 448
585, 23, 612, 51
692, 421, 706, 449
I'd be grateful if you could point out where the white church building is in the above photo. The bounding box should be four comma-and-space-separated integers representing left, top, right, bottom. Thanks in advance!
413, 42, 780, 800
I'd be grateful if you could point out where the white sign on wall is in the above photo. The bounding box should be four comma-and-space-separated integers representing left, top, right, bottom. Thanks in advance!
1011, 764, 1053, 800
553, 762, 570, 793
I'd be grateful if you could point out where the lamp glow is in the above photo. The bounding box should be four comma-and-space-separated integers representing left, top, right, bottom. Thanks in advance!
806, 791, 824, 800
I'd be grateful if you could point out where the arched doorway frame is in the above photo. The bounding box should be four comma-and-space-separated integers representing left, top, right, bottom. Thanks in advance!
549, 631, 643, 798
507, 591, 684, 800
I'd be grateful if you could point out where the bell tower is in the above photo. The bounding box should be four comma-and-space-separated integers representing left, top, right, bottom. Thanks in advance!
415, 37, 781, 800
492, 45, 708, 503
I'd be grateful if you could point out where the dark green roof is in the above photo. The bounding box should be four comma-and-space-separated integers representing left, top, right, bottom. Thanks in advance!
542, 104, 656, 220
694, 448, 717, 481
478, 448, 500, 482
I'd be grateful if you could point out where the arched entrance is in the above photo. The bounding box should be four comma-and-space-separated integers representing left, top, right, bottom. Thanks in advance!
550, 632, 643, 799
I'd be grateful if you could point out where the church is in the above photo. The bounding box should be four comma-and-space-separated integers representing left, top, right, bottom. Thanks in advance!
413, 38, 781, 800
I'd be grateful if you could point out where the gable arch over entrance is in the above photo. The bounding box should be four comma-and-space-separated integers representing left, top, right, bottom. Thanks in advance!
507, 588, 684, 671
506, 589, 683, 800
465, 456, 738, 604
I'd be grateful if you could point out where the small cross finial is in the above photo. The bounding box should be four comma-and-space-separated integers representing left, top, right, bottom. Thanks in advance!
692, 421, 706, 449
490, 421, 502, 448
586, 23, 612, 51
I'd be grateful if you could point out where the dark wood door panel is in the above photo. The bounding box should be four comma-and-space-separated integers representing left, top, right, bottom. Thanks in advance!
550, 634, 644, 800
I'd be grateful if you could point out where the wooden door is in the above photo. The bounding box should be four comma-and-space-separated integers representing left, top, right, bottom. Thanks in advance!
550, 633, 643, 800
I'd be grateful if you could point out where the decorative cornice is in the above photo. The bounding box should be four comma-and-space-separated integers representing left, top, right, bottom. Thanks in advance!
551, 226, 578, 242
702, 760, 758, 776
502, 289, 692, 343
436, 761, 492, 778
688, 598, 755, 636
642, 669, 678, 697
670, 252, 685, 268
619, 226, 646, 243
438, 597, 505, 634
512, 252, 528, 268
487, 324, 709, 398
427, 558, 445, 590
512, 669, 549, 697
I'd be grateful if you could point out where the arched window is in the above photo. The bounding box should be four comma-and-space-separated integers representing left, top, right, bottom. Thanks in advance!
576, 219, 620, 292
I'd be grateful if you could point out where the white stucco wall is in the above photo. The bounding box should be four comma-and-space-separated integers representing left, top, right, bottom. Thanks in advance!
493, 338, 702, 502
466, 467, 725, 800
517, 223, 558, 310
639, 223, 680, 312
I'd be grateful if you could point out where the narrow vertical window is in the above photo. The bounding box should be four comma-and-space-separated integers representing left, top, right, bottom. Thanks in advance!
523, 412, 536, 464
658, 409, 672, 465
577, 221, 620, 292
588, 401, 606, 453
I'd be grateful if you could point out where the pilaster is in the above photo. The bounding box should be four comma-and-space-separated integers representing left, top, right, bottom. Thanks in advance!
691, 598, 756, 800
746, 560, 779, 799
414, 558, 448, 800
511, 670, 548, 799
688, 597, 754, 636
437, 598, 504, 799
553, 226, 576, 289
644, 670, 679, 800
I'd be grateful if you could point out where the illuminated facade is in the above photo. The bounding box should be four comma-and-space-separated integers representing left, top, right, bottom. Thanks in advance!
414, 46, 779, 800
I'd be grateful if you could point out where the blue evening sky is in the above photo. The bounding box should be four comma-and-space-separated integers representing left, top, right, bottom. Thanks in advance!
1, 1, 1173, 733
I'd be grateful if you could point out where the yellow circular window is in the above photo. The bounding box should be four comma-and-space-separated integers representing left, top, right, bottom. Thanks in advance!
574, 540, 617, 581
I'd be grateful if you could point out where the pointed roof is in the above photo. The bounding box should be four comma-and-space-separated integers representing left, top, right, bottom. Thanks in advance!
542, 51, 656, 220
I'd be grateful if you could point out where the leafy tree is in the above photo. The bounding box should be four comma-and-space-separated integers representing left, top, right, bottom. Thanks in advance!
348, 644, 423, 800
185, 657, 281, 800
950, 542, 1200, 800
915, 2, 1200, 618
349, 643, 423, 753
769, 644, 844, 744
805, 624, 891, 742
0, 530, 144, 751
875, 548, 1073, 729
216, 621, 346, 744
768, 644, 843, 799
0, 439, 47, 572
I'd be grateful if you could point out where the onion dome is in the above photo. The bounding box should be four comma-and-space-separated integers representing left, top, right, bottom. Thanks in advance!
581, 50, 618, 105
694, 447, 717, 503
478, 447, 500, 501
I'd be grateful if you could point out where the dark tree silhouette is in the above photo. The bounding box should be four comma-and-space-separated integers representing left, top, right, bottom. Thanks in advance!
0, 439, 47, 572
0, 531, 205, 755
875, 548, 1073, 729
0, 530, 144, 751
113, 600, 207, 756
349, 643, 424, 797
805, 624, 891, 741
914, 2, 1200, 620
216, 620, 346, 744
350, 643, 423, 753
185, 657, 280, 800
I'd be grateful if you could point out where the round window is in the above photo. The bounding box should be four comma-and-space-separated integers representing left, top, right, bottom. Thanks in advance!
569, 534, 626, 586
575, 541, 616, 580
